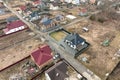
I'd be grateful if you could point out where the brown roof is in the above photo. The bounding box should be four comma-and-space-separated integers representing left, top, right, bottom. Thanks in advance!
45, 61, 69, 80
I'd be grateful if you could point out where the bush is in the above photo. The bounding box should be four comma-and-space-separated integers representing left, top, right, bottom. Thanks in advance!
89, 15, 96, 21
98, 18, 105, 23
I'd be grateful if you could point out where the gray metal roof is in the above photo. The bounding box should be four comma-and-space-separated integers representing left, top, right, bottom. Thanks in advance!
64, 33, 85, 46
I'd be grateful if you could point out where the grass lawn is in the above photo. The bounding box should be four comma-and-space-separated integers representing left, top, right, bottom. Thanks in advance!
50, 30, 67, 41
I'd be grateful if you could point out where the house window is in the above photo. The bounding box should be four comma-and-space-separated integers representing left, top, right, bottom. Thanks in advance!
21, 26, 25, 29
70, 45, 76, 49
56, 73, 59, 77
81, 42, 85, 45
15, 28, 19, 31
6, 31, 11, 34
66, 40, 71, 46
70, 44, 74, 48
18, 27, 22, 30
10, 29, 15, 33
73, 45, 76, 49
67, 42, 71, 46
65, 40, 69, 43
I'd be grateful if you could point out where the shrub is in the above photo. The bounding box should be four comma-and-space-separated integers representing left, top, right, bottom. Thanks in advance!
89, 15, 96, 21
98, 18, 105, 23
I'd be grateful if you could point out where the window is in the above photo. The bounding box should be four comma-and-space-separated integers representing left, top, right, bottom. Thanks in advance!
81, 42, 85, 45
15, 28, 19, 31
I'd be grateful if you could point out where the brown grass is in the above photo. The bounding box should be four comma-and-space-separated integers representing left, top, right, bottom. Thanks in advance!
66, 19, 120, 80
50, 30, 67, 41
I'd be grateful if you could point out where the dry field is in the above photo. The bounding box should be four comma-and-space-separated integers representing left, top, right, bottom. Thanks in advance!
0, 57, 40, 80
0, 29, 32, 50
0, 35, 44, 70
8, 0, 27, 7
66, 19, 120, 79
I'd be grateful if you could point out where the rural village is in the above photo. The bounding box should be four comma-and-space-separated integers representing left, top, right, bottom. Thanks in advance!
0, 0, 120, 80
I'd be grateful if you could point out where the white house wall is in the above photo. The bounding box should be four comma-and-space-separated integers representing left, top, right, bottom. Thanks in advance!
64, 0, 73, 3
45, 73, 51, 80
5, 26, 25, 34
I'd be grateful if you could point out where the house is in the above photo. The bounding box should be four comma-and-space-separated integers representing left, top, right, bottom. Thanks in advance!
64, 33, 86, 50
64, 0, 72, 3
3, 20, 27, 34
20, 3, 33, 15
6, 16, 19, 23
20, 5, 27, 12
49, 0, 62, 10
80, 0, 88, 4
33, 0, 41, 6
36, 1, 49, 11
0, 9, 5, 15
40, 16, 57, 31
78, 8, 88, 17
49, 2, 59, 10
40, 17, 52, 28
31, 45, 53, 70
55, 14, 67, 25
48, 28, 89, 58
72, 0, 80, 5
63, 33, 89, 57
55, 14, 65, 21
63, 0, 80, 5
45, 61, 69, 80
29, 10, 41, 21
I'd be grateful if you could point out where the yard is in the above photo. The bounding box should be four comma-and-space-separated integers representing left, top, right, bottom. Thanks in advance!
0, 35, 44, 70
50, 30, 68, 41
0, 57, 41, 80
33, 60, 79, 80
66, 18, 120, 80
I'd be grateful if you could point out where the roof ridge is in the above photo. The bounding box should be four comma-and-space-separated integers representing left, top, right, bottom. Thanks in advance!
37, 51, 43, 65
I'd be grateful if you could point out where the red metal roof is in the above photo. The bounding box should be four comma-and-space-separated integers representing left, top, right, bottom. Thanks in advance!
81, 9, 87, 13
31, 45, 53, 66
20, 5, 27, 11
34, 0, 40, 5
6, 20, 25, 30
